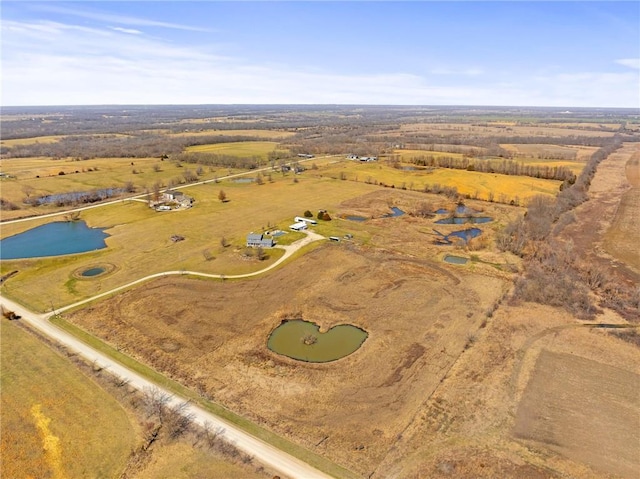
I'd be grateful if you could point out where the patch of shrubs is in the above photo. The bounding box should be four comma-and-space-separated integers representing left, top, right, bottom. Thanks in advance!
0, 198, 20, 210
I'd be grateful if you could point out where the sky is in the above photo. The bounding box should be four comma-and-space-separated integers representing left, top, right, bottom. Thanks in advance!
1, 1, 639, 108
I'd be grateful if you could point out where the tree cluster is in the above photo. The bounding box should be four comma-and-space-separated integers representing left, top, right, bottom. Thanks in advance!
497, 136, 638, 319
25, 186, 130, 207
404, 154, 576, 182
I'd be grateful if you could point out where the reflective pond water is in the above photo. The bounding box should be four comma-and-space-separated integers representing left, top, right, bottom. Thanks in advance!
0, 221, 109, 260
81, 267, 106, 277
435, 216, 492, 224
443, 255, 469, 265
267, 319, 368, 363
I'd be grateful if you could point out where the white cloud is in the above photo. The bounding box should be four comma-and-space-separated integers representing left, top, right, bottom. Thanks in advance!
34, 4, 212, 32
430, 67, 484, 77
616, 58, 640, 70
110, 27, 143, 35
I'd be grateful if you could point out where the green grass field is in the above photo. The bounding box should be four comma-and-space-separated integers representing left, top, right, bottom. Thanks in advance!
0, 320, 136, 479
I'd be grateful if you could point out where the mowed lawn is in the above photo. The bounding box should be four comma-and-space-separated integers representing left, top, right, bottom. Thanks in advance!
0, 320, 136, 479
0, 173, 378, 311
316, 159, 562, 203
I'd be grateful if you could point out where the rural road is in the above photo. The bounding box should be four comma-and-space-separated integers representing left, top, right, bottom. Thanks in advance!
1, 295, 332, 479
0, 230, 333, 479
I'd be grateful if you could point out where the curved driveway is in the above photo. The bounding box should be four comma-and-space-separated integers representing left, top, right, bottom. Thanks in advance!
0, 230, 333, 479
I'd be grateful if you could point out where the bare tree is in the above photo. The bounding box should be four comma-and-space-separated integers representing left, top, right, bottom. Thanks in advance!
152, 181, 162, 202
21, 184, 35, 201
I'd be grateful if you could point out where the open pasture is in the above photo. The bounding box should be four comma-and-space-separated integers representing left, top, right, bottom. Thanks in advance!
66, 241, 506, 476
317, 159, 562, 203
0, 173, 378, 311
0, 320, 135, 479
185, 140, 284, 160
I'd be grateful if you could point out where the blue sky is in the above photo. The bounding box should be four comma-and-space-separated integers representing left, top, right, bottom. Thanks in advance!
2, 1, 639, 107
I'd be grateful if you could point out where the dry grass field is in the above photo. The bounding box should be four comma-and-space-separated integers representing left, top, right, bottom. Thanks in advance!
602, 146, 640, 274
373, 302, 640, 479
316, 158, 562, 203
0, 320, 136, 479
66, 239, 507, 476
134, 443, 266, 479
2, 109, 638, 479
559, 142, 640, 284
1, 134, 68, 147
514, 350, 639, 478
185, 140, 283, 159
500, 143, 598, 160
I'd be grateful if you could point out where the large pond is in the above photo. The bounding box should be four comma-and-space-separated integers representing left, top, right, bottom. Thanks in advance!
267, 319, 368, 363
0, 221, 109, 260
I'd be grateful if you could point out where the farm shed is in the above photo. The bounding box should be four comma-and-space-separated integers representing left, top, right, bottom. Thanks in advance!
289, 222, 308, 231
294, 216, 317, 225
246, 233, 275, 248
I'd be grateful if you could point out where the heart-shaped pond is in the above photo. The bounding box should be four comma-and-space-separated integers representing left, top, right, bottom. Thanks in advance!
267, 319, 368, 363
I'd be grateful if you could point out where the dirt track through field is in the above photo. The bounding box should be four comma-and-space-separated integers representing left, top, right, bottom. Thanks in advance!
561, 143, 640, 283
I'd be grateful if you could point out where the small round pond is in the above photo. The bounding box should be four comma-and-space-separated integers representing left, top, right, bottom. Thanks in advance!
81, 267, 106, 277
443, 255, 469, 265
0, 221, 109, 260
345, 215, 368, 222
267, 319, 368, 363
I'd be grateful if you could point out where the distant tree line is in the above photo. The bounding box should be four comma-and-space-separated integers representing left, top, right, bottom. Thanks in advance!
2, 133, 274, 160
